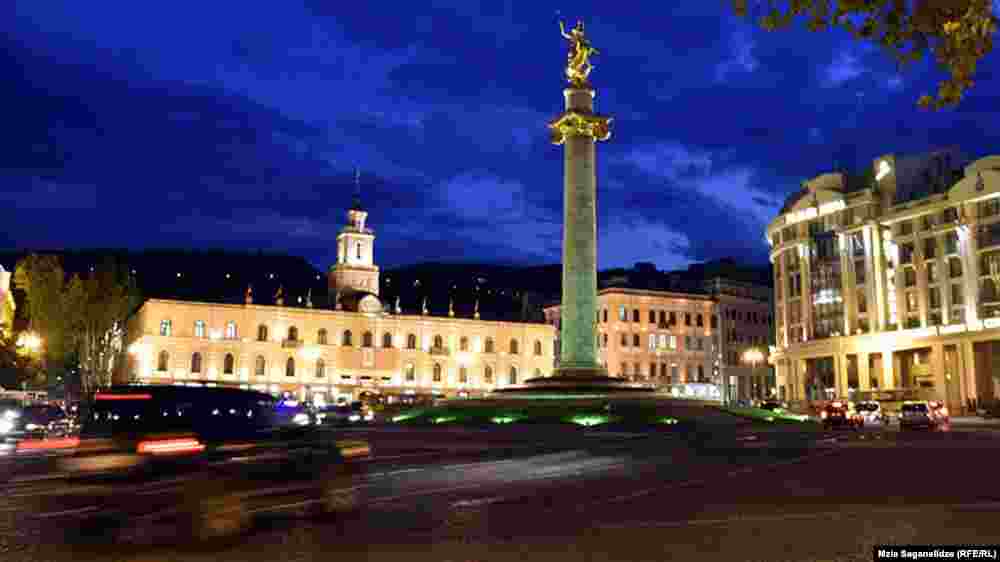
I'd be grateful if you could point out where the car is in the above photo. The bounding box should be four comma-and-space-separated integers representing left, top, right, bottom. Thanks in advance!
759, 401, 785, 412
821, 401, 862, 430
927, 401, 950, 425
854, 401, 887, 427
13, 386, 370, 542
899, 401, 939, 430
317, 401, 374, 426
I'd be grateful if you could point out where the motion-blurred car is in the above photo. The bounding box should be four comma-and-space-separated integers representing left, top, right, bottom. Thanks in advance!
14, 386, 370, 541
1, 404, 72, 440
820, 401, 862, 430
759, 401, 786, 412
317, 401, 374, 426
854, 401, 887, 426
899, 401, 939, 430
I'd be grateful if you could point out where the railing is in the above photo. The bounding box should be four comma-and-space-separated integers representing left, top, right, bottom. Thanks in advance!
282, 339, 302, 349
429, 346, 450, 356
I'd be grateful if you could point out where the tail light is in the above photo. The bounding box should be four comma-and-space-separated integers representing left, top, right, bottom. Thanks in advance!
137, 438, 205, 455
95, 393, 152, 401
820, 411, 828, 420
16, 437, 80, 453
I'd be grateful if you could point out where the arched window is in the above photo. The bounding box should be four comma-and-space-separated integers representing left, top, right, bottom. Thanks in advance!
433, 335, 443, 349
633, 309, 640, 322
342, 330, 352, 346
317, 329, 328, 345
484, 365, 494, 384
382, 332, 393, 348
288, 326, 298, 342
316, 359, 325, 378
509, 366, 518, 385
191, 352, 202, 373
286, 357, 295, 377
406, 334, 417, 349
509, 339, 519, 354
223, 353, 235, 375
459, 366, 468, 384
460, 336, 469, 352
255, 356, 266, 377
160, 320, 172, 337
362, 331, 373, 347
257, 325, 268, 342
697, 314, 704, 327
534, 340, 542, 355
484, 337, 494, 353
602, 333, 608, 346
157, 350, 169, 372
225, 321, 237, 340
432, 363, 442, 383
194, 321, 206, 339
697, 364, 704, 381
405, 363, 415, 382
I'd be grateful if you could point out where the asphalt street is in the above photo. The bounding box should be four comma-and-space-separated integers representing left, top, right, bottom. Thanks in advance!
3, 422, 1000, 562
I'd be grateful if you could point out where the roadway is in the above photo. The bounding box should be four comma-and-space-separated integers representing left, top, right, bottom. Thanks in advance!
3, 423, 1000, 562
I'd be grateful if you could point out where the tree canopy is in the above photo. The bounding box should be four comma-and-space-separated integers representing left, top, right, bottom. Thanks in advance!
733, 0, 998, 109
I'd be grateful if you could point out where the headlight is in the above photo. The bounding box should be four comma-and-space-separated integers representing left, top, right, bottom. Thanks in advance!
292, 413, 310, 426
4, 410, 19, 420
364, 412, 374, 421
25, 423, 40, 431
348, 414, 361, 422
0, 420, 13, 434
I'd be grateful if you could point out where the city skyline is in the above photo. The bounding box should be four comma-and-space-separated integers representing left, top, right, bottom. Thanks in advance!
5, 2, 1000, 271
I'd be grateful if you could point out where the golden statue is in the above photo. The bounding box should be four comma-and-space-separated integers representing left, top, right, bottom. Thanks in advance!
559, 20, 598, 88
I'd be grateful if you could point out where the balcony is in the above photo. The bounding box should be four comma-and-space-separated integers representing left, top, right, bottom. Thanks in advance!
429, 346, 450, 356
282, 339, 302, 349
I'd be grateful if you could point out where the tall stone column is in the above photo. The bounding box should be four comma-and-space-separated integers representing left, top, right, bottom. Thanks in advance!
549, 88, 611, 376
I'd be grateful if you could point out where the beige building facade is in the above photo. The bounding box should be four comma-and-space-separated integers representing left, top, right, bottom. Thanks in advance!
125, 202, 556, 404
0, 266, 13, 337
768, 152, 1000, 412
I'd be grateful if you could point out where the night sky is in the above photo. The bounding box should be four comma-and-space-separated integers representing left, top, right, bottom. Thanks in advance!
5, 2, 1000, 271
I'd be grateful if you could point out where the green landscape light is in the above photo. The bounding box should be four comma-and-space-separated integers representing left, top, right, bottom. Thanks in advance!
765, 416, 775, 422
491, 416, 518, 424
658, 417, 679, 425
433, 416, 457, 424
568, 415, 608, 427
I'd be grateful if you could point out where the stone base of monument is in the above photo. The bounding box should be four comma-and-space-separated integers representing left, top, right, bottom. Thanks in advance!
490, 367, 656, 397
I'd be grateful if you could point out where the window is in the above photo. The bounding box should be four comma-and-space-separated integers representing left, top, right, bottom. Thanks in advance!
286, 357, 295, 377
484, 365, 493, 384
632, 334, 640, 347
945, 232, 959, 254
927, 262, 938, 284
383, 332, 393, 348
711, 315, 718, 329
904, 268, 917, 287
485, 338, 494, 353
602, 309, 608, 323
929, 286, 941, 309
898, 220, 912, 236
534, 340, 542, 355
980, 198, 1000, 218
695, 314, 703, 327
900, 243, 915, 264
949, 258, 963, 278
459, 367, 468, 384
660, 363, 667, 379
620, 333, 628, 347
433, 364, 442, 383
671, 365, 679, 381
405, 363, 415, 382
407, 334, 417, 349
342, 330, 353, 346
906, 292, 919, 314
318, 329, 328, 345
603, 333, 608, 347
509, 366, 518, 385
363, 331, 373, 348
632, 309, 639, 322
923, 238, 937, 260
160, 320, 172, 337
951, 307, 966, 324
857, 290, 867, 314
225, 321, 237, 340
316, 359, 325, 378
618, 306, 626, 321
255, 356, 266, 377
433, 335, 443, 349
649, 310, 656, 323
288, 326, 298, 342
659, 311, 666, 325
224, 353, 235, 375
669, 311, 677, 325
509, 339, 519, 354
157, 351, 169, 372
697, 365, 705, 382
191, 352, 202, 374
460, 337, 469, 352
257, 325, 268, 342
951, 284, 964, 305
194, 321, 206, 339
648, 334, 656, 351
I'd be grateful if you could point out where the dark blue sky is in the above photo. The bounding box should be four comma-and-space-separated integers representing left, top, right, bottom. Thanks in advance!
4, 2, 1000, 271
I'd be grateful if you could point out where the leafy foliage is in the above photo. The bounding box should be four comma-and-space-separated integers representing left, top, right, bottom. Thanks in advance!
0, 333, 44, 390
733, 0, 998, 109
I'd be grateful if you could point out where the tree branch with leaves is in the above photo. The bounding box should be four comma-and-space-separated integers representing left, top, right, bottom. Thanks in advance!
733, 0, 998, 109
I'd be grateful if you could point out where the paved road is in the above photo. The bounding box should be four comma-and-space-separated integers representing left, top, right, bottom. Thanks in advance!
3, 424, 1000, 562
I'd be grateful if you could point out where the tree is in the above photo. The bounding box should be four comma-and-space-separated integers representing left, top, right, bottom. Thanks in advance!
13, 255, 71, 366
733, 0, 998, 109
0, 333, 44, 390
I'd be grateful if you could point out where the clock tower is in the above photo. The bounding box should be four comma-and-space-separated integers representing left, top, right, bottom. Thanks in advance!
328, 173, 379, 299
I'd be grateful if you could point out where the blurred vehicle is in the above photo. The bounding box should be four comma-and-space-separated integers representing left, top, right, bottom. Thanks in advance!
14, 385, 370, 541
3, 404, 73, 439
317, 401, 374, 426
275, 399, 318, 426
759, 401, 785, 412
820, 401, 862, 430
899, 401, 939, 430
854, 401, 887, 426
927, 401, 950, 425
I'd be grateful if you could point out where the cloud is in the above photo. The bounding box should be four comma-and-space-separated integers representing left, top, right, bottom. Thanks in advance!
715, 31, 758, 81
822, 48, 866, 87
599, 215, 691, 271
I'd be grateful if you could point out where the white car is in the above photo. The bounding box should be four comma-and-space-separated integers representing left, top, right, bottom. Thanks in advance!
855, 401, 887, 426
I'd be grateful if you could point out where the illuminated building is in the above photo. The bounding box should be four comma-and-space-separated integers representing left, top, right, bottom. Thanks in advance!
0, 266, 13, 337
125, 198, 556, 404
768, 150, 1000, 411
543, 282, 771, 401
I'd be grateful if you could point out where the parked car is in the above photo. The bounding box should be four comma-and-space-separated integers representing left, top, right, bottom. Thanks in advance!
821, 401, 862, 430
854, 401, 887, 426
899, 401, 939, 430
317, 401, 374, 426
15, 386, 370, 542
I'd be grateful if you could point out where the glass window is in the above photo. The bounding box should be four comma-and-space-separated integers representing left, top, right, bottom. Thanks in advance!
191, 352, 202, 374
648, 334, 656, 351
157, 351, 169, 371
363, 332, 373, 348
225, 321, 237, 340
929, 286, 941, 309
407, 334, 417, 349
603, 309, 608, 323
900, 243, 915, 264
632, 309, 640, 322
288, 326, 298, 342
857, 290, 867, 314
904, 268, 917, 287
649, 310, 656, 323
484, 365, 493, 384
945, 232, 959, 254
460, 337, 469, 352
697, 314, 704, 327
223, 353, 234, 375
433, 364, 442, 383
160, 320, 172, 337
194, 321, 206, 339
285, 357, 295, 378
951, 284, 964, 305
949, 258, 962, 278
383, 332, 393, 348
620, 333, 628, 347
619, 306, 626, 321
318, 329, 328, 345
509, 367, 518, 385
405, 364, 416, 382
255, 356, 266, 376
257, 325, 268, 342
923, 238, 937, 259
459, 367, 468, 384
685, 313, 692, 326
509, 339, 519, 354
343, 330, 353, 346
633, 334, 640, 347
927, 262, 938, 284
534, 340, 542, 355
485, 338, 494, 353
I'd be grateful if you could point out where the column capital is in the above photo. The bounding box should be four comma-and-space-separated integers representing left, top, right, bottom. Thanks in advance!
548, 110, 612, 145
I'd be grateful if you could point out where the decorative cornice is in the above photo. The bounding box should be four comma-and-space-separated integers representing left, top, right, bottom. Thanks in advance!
548, 110, 612, 145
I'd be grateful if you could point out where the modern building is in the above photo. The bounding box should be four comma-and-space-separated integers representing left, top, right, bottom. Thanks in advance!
125, 198, 556, 405
0, 265, 13, 337
543, 283, 771, 401
768, 150, 1000, 412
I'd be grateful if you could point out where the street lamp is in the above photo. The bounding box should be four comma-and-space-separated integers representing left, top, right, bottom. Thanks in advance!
15, 332, 42, 354
742, 348, 765, 403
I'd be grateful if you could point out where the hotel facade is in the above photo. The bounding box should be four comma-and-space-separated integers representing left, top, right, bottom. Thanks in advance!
768, 151, 1000, 412
125, 201, 556, 405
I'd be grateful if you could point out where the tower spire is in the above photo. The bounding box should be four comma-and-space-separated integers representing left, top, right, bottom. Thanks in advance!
351, 167, 363, 211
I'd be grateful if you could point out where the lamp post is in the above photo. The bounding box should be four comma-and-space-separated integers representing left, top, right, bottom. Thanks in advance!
742, 348, 765, 403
